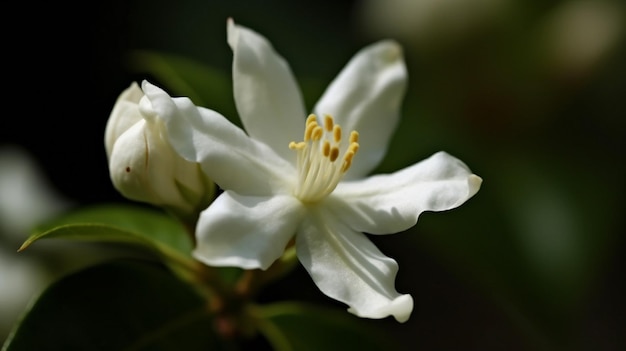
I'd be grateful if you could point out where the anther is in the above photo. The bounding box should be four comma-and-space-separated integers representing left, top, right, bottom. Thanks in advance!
289, 141, 305, 150
349, 131, 359, 144
333, 125, 342, 143
289, 113, 360, 203
329, 147, 339, 162
304, 123, 316, 141
348, 142, 359, 154
324, 114, 334, 132
341, 152, 354, 173
306, 114, 317, 126
311, 126, 323, 141
322, 141, 331, 157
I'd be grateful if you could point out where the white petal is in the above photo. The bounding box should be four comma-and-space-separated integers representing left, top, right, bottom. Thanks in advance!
193, 191, 305, 270
108, 120, 159, 204
313, 40, 407, 179
330, 151, 482, 234
227, 18, 306, 162
104, 82, 144, 160
296, 209, 413, 323
141, 80, 295, 196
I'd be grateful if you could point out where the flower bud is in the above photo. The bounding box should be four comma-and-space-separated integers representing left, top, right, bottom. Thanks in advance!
105, 82, 213, 220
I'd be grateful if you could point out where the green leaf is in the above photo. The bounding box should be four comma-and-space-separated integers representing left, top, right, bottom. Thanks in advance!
2, 259, 220, 351
255, 302, 391, 351
20, 204, 197, 277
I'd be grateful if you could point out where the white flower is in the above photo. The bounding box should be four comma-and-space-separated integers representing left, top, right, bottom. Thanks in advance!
142, 19, 482, 323
105, 82, 213, 219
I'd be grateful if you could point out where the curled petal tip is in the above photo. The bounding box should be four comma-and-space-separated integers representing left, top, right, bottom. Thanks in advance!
226, 17, 240, 48
226, 17, 234, 30
382, 40, 403, 62
390, 294, 414, 323
347, 293, 414, 323
140, 79, 162, 95
468, 174, 483, 197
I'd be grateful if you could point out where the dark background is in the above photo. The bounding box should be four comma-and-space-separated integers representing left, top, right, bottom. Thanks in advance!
2, 0, 625, 350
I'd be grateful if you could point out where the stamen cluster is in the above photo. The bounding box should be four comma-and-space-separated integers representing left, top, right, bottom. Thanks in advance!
289, 114, 359, 203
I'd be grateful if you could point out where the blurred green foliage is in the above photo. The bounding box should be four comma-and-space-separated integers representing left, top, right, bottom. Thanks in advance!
5, 260, 220, 351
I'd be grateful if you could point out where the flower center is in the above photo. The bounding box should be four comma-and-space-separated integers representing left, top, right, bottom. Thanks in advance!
289, 114, 359, 203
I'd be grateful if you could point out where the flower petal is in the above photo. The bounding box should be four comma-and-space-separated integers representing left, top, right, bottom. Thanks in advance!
108, 120, 160, 205
313, 40, 407, 179
296, 209, 413, 322
330, 151, 482, 234
141, 80, 295, 196
104, 82, 144, 160
227, 18, 306, 162
193, 191, 305, 270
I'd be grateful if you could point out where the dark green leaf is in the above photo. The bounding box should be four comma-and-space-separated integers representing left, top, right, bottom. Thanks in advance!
256, 302, 391, 351
2, 259, 220, 351
20, 204, 197, 280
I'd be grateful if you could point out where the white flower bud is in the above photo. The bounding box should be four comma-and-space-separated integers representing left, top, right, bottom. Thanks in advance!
105, 82, 213, 219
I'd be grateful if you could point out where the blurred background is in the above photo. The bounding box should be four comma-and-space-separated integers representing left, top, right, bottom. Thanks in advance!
2, 0, 624, 349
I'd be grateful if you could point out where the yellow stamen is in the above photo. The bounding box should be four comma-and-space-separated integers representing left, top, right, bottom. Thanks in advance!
324, 114, 334, 132
289, 141, 305, 150
311, 126, 323, 141
349, 131, 359, 144
333, 125, 342, 143
348, 142, 359, 154
322, 141, 331, 157
306, 114, 317, 126
341, 151, 355, 173
329, 147, 339, 162
289, 113, 360, 203
304, 123, 316, 141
